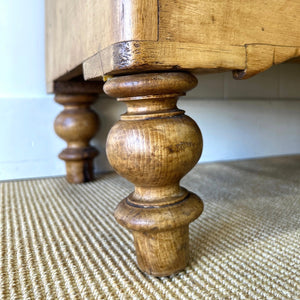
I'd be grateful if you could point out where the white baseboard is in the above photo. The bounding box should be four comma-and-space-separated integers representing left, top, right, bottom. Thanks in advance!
1, 95, 299, 181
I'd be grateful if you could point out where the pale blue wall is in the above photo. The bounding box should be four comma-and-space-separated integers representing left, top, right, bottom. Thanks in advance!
0, 0, 300, 181
0, 0, 46, 97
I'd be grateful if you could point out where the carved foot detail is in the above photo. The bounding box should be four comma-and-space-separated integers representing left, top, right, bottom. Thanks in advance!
104, 72, 203, 276
54, 94, 100, 183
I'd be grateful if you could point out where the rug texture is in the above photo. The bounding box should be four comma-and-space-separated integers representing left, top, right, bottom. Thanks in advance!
0, 155, 299, 299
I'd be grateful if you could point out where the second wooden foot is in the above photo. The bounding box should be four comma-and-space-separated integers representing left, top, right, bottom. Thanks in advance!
54, 94, 100, 183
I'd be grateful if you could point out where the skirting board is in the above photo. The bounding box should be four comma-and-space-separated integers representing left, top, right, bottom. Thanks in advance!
0, 96, 300, 181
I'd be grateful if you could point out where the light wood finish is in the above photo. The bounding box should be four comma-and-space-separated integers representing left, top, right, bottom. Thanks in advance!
46, 0, 300, 87
104, 72, 204, 276
85, 43, 300, 82
54, 94, 100, 184
46, 0, 158, 92
83, 0, 299, 80
234, 46, 300, 79
46, 0, 300, 276
83, 41, 246, 79
159, 0, 300, 46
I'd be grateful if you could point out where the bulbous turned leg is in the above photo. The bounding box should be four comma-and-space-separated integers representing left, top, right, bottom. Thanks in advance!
104, 72, 204, 276
54, 94, 100, 183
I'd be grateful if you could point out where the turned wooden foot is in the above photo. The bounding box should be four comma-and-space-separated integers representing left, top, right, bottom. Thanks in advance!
54, 94, 100, 183
104, 72, 204, 276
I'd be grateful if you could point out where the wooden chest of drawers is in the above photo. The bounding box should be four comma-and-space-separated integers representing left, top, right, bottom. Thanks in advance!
46, 0, 300, 276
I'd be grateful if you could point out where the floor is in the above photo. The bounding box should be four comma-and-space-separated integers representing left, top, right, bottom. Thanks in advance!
0, 155, 299, 299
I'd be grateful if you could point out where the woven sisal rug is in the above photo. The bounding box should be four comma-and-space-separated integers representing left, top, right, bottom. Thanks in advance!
0, 155, 299, 299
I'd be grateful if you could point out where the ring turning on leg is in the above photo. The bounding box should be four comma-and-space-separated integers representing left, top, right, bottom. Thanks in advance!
54, 94, 100, 183
104, 72, 203, 276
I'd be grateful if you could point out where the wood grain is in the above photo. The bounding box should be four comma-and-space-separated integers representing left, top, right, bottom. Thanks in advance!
159, 0, 300, 47
234, 45, 300, 79
46, 0, 158, 92
47, 0, 300, 87
54, 94, 100, 183
104, 72, 204, 276
83, 41, 246, 80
